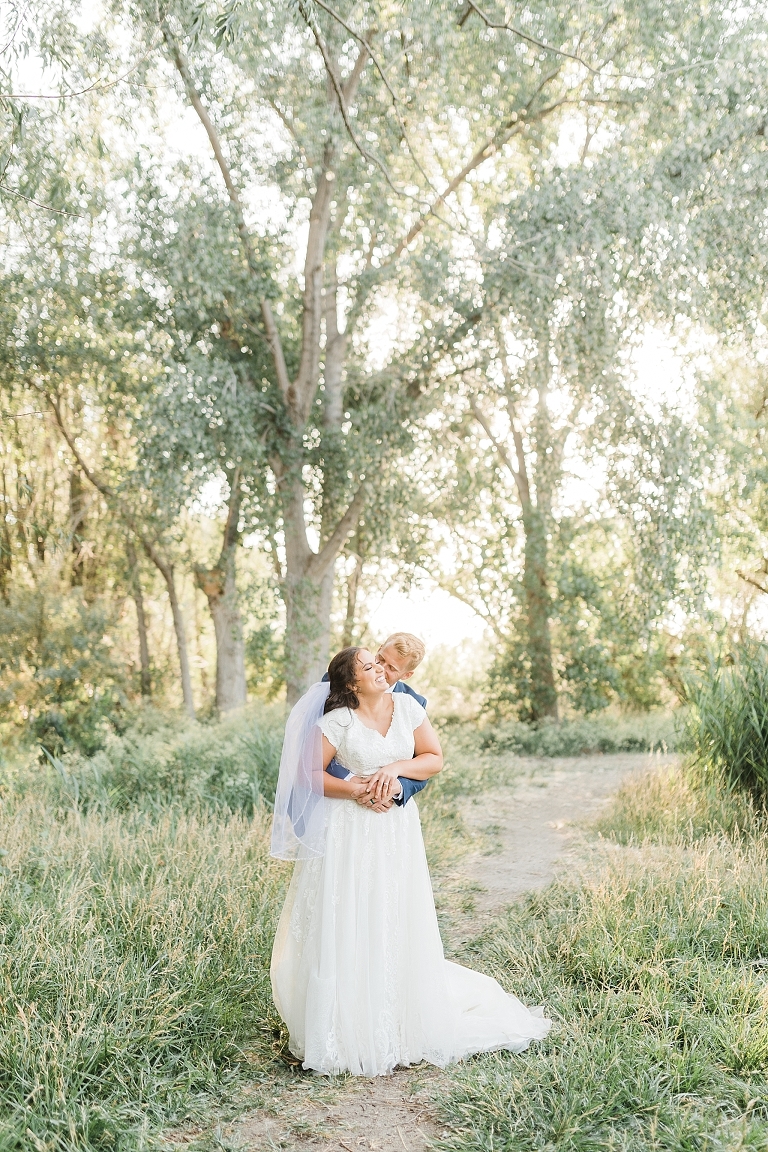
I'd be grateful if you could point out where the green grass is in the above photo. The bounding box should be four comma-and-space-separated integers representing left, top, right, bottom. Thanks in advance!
4, 702, 768, 1151
681, 642, 768, 803
0, 714, 289, 1151
432, 761, 768, 1152
36, 704, 286, 814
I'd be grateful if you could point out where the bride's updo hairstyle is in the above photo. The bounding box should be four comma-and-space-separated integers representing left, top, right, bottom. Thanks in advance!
324, 647, 361, 714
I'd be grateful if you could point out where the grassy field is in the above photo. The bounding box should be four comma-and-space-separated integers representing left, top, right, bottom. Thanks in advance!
0, 709, 290, 1150
434, 765, 768, 1152
2, 706, 766, 1149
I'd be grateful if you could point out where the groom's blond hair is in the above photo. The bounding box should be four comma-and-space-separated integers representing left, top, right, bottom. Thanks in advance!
380, 632, 426, 674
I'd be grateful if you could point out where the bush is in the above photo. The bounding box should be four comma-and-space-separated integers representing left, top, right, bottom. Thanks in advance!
0, 580, 128, 755
681, 641, 768, 802
478, 711, 677, 757
41, 704, 285, 815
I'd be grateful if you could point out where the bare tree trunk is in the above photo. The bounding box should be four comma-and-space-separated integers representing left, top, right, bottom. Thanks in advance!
522, 508, 558, 720
147, 550, 195, 718
69, 470, 97, 601
126, 539, 151, 698
280, 466, 364, 704
193, 586, 211, 700
472, 376, 558, 721
283, 563, 336, 705
196, 557, 247, 712
524, 350, 558, 721
342, 549, 363, 647
194, 471, 247, 712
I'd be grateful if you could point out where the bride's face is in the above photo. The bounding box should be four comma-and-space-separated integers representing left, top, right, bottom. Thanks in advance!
354, 648, 388, 696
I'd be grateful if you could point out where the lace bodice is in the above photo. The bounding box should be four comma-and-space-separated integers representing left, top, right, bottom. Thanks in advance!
317, 693, 426, 776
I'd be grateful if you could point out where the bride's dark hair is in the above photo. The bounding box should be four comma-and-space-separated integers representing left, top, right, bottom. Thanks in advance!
324, 647, 361, 714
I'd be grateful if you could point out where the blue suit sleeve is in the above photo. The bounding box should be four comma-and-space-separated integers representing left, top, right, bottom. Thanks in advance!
391, 681, 430, 806
393, 776, 428, 806
325, 757, 351, 780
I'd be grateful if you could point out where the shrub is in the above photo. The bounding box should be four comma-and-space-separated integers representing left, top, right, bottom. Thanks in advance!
681, 642, 768, 802
0, 580, 128, 755
478, 711, 677, 757
43, 705, 285, 815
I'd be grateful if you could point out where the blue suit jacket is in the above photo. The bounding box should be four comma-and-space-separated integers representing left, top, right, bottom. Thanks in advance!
321, 676, 429, 806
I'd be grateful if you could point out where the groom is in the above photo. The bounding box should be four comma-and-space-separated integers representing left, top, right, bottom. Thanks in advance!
324, 632, 429, 808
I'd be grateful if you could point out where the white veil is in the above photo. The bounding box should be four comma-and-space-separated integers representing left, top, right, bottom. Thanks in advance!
270, 680, 330, 860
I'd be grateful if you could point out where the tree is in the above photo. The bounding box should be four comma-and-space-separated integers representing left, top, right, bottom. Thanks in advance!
109, 0, 689, 701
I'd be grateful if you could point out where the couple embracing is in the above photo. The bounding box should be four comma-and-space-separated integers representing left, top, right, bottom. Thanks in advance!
270, 633, 550, 1077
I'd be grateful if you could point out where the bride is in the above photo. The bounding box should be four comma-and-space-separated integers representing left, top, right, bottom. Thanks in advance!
270, 646, 550, 1076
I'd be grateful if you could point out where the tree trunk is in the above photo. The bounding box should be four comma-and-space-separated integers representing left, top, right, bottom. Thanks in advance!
279, 459, 363, 703
342, 550, 363, 647
522, 508, 558, 721
146, 550, 196, 718
524, 348, 559, 721
126, 539, 151, 698
284, 563, 335, 705
472, 382, 558, 720
69, 470, 97, 600
195, 470, 247, 713
195, 554, 247, 712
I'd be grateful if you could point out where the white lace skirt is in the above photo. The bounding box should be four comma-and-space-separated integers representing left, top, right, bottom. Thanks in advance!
270, 797, 550, 1076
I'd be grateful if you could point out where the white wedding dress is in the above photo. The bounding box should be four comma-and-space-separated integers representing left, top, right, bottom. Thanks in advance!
270, 693, 550, 1076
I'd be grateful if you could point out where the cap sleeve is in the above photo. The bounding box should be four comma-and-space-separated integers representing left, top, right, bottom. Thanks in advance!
317, 707, 353, 750
401, 693, 427, 730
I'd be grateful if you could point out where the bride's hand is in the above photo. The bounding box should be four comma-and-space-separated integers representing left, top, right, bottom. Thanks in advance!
364, 765, 401, 804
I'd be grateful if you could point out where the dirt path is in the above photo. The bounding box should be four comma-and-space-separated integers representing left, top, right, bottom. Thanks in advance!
182, 752, 673, 1152
453, 752, 677, 922
215, 1070, 443, 1151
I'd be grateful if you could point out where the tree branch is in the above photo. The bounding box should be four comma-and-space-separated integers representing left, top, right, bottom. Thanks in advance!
260, 299, 291, 404
469, 394, 530, 510
389, 72, 565, 260
737, 569, 768, 596
461, 0, 599, 73
308, 484, 366, 580
0, 184, 84, 218
160, 17, 262, 282
436, 577, 505, 641
298, 5, 416, 203
300, 0, 471, 225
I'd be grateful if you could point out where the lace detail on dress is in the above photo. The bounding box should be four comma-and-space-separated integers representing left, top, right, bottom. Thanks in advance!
317, 694, 425, 777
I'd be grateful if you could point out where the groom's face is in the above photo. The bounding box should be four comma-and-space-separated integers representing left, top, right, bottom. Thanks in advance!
376, 645, 412, 686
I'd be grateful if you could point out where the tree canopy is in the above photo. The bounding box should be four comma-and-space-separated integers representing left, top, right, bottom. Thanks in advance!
1, 0, 767, 737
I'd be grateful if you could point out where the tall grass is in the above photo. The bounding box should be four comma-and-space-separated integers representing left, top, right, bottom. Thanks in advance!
595, 761, 760, 845
0, 706, 291, 1151
682, 642, 768, 802
433, 770, 768, 1152
0, 795, 286, 1149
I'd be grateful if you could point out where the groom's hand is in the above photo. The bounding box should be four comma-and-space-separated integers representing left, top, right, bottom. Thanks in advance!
355, 792, 393, 813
